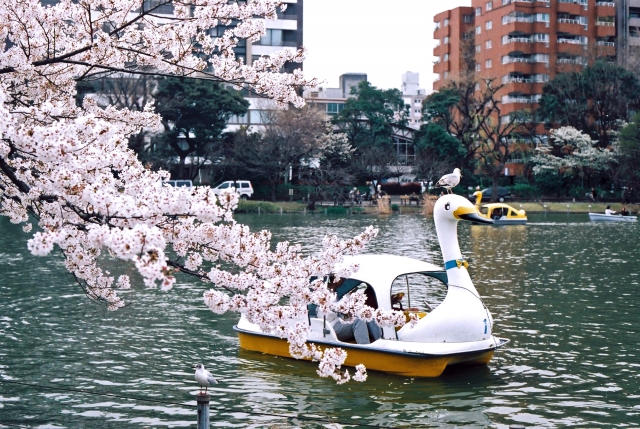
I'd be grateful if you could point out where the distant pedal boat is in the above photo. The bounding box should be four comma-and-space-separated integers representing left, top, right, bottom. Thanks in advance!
235, 195, 509, 378
589, 213, 638, 222
474, 203, 527, 225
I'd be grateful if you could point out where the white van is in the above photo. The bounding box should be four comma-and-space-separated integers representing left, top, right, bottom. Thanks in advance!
164, 180, 193, 188
212, 180, 254, 199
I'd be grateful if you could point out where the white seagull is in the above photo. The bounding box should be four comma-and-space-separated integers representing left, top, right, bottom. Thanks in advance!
435, 168, 462, 194
192, 363, 218, 395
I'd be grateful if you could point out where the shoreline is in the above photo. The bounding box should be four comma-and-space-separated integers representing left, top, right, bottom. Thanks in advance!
237, 200, 640, 215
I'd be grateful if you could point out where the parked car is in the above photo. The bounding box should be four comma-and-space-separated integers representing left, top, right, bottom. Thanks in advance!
468, 187, 511, 203
164, 180, 193, 188
211, 180, 254, 199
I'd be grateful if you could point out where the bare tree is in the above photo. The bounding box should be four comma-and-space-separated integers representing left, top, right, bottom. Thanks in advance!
237, 105, 346, 201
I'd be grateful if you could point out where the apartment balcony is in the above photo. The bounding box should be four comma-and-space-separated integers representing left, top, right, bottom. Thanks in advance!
501, 95, 542, 106
596, 22, 616, 37
433, 44, 448, 56
594, 43, 616, 56
556, 40, 586, 55
557, 19, 586, 34
503, 81, 546, 94
433, 61, 450, 74
557, 2, 586, 16
433, 26, 450, 39
595, 1, 616, 14
506, 42, 541, 54
501, 61, 549, 74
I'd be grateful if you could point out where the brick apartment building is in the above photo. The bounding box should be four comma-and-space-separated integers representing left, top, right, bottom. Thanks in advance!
433, 0, 619, 176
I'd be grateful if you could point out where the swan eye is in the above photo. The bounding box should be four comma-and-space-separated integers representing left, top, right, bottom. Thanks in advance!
445, 202, 451, 210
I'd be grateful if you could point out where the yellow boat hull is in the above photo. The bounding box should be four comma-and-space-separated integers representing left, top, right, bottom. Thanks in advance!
235, 326, 496, 378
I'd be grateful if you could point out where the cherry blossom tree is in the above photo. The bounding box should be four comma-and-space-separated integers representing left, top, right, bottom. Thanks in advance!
0, 0, 404, 382
531, 126, 616, 188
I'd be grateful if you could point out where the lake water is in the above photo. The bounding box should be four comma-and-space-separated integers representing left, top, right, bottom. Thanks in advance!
1, 212, 639, 428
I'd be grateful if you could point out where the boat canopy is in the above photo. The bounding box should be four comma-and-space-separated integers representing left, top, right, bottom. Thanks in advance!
335, 254, 447, 308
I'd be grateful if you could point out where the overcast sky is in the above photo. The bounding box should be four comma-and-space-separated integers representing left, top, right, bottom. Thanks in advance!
302, 0, 470, 93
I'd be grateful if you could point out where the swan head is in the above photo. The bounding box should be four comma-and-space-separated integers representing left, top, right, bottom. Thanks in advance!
435, 194, 494, 225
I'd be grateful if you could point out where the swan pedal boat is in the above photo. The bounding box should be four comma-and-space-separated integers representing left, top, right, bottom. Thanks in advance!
234, 195, 509, 378
589, 212, 638, 222
474, 203, 527, 225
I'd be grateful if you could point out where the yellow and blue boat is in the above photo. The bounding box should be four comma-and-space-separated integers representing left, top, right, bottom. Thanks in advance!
476, 202, 527, 225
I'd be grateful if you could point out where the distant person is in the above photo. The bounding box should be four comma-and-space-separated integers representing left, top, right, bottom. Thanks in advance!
355, 189, 362, 205
591, 188, 597, 202
621, 207, 629, 216
605, 205, 616, 215
492, 208, 502, 220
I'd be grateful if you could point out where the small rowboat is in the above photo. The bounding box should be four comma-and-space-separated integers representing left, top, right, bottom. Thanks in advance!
589, 213, 637, 222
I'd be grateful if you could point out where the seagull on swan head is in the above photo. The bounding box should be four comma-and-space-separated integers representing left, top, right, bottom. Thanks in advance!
192, 363, 218, 395
435, 168, 462, 194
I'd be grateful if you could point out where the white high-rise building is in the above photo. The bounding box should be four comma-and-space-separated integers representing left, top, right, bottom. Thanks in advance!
401, 72, 427, 129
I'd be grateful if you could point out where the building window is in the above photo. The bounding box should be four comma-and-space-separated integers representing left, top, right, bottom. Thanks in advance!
486, 39, 492, 49
486, 1, 493, 11
475, 63, 481, 72
444, 36, 449, 44
259, 29, 283, 46
444, 71, 449, 79
443, 53, 449, 61
326, 103, 344, 115
475, 82, 481, 91
463, 14, 473, 23
486, 20, 493, 30
476, 7, 482, 16
476, 25, 482, 34
535, 13, 550, 23
486, 59, 492, 68
476, 44, 481, 53
444, 18, 450, 26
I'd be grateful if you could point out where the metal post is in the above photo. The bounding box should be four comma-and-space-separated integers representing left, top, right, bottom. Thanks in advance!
258, 206, 261, 216
197, 394, 210, 429
405, 275, 411, 309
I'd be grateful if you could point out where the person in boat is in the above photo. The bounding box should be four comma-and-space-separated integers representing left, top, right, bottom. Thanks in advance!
491, 208, 502, 220
605, 205, 616, 215
621, 207, 629, 216
324, 277, 382, 344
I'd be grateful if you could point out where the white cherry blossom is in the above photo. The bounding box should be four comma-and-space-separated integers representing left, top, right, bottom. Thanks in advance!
0, 0, 404, 382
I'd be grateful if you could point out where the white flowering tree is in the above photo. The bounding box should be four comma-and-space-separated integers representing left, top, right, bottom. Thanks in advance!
0, 0, 404, 383
531, 126, 616, 187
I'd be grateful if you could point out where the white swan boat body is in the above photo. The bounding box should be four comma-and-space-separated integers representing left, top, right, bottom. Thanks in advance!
234, 195, 509, 377
589, 213, 637, 222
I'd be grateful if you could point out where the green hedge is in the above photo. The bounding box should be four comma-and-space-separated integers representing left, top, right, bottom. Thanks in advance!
235, 200, 283, 213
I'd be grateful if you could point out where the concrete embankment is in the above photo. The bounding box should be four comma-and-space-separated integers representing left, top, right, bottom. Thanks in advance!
237, 199, 640, 215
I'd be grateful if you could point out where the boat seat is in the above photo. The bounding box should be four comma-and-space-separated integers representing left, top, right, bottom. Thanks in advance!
395, 310, 428, 331
309, 317, 339, 342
